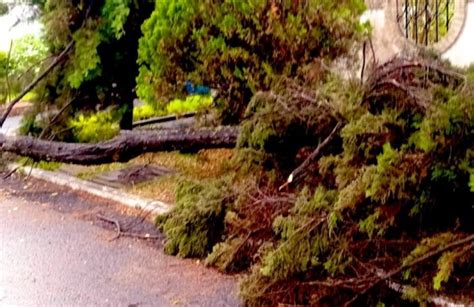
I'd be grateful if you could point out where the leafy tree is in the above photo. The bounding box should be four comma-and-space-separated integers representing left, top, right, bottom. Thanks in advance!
137, 0, 367, 123
33, 0, 154, 135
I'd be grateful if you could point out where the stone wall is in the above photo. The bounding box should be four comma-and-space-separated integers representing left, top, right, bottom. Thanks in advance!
363, 0, 474, 67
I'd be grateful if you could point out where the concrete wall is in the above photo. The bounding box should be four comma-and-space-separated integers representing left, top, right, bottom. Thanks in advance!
362, 0, 474, 67
443, 1, 474, 66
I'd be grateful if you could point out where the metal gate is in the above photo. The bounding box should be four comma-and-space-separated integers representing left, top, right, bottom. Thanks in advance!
396, 0, 455, 45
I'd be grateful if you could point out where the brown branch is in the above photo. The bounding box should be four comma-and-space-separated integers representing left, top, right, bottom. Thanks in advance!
368, 59, 465, 91
344, 234, 474, 306
38, 98, 76, 138
370, 79, 428, 109
3, 98, 76, 179
0, 41, 74, 128
280, 123, 341, 190
361, 41, 367, 81
369, 38, 376, 66
15, 54, 55, 81
97, 214, 122, 241
96, 214, 161, 241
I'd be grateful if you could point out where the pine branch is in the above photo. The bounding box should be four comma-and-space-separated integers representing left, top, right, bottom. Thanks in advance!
345, 234, 474, 306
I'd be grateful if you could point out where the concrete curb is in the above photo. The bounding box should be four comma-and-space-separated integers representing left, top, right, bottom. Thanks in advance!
8, 163, 171, 216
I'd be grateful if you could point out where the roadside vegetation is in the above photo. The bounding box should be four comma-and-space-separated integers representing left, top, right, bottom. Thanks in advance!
73, 149, 233, 204
0, 35, 46, 105
133, 95, 213, 121
0, 0, 472, 306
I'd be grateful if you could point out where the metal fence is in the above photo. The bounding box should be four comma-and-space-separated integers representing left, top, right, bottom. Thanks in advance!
396, 0, 455, 45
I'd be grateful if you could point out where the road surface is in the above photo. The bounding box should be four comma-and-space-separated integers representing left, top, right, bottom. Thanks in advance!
0, 176, 239, 306
0, 115, 22, 136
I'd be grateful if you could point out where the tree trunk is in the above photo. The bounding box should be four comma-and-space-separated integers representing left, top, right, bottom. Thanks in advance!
0, 126, 239, 165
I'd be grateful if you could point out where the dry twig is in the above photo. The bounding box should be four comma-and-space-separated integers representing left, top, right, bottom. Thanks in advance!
96, 214, 160, 241
344, 234, 474, 306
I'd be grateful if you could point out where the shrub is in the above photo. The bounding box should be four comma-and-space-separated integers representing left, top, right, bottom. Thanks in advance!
133, 95, 213, 121
133, 103, 164, 121
68, 108, 121, 143
137, 0, 367, 123
156, 177, 234, 257
165, 95, 212, 115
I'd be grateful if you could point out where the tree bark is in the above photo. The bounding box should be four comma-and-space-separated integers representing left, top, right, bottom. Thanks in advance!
0, 126, 239, 165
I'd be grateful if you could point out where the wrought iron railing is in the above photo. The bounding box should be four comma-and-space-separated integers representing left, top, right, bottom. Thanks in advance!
396, 0, 455, 45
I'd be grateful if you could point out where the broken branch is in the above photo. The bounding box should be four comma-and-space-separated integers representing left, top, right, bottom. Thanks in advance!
280, 123, 342, 190
0, 41, 74, 128
344, 234, 474, 306
0, 126, 239, 165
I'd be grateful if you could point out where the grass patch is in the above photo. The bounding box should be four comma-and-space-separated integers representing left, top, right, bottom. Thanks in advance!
71, 149, 234, 203
127, 174, 179, 203
76, 162, 124, 179
17, 157, 62, 171
131, 149, 233, 179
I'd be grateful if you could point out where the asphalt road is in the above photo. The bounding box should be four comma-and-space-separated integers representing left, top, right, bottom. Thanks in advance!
0, 177, 239, 306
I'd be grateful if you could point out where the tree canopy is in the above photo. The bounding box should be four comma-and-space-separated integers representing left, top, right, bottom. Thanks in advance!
137, 0, 367, 123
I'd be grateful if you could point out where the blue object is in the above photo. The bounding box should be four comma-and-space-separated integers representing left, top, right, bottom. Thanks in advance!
185, 80, 211, 95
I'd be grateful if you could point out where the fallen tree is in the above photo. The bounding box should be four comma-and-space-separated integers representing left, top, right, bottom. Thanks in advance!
0, 126, 239, 165
156, 57, 474, 306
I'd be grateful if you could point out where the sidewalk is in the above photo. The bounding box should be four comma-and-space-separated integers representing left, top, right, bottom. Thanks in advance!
9, 163, 171, 216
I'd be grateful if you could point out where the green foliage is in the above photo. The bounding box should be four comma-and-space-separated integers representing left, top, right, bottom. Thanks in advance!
42, 0, 74, 51
0, 51, 9, 103
10, 34, 48, 78
433, 250, 458, 290
0, 35, 47, 103
402, 233, 455, 267
68, 108, 121, 143
258, 187, 339, 281
133, 95, 212, 121
159, 59, 474, 305
166, 95, 212, 114
0, 3, 8, 16
205, 236, 245, 271
67, 23, 102, 89
17, 157, 62, 171
137, 0, 367, 123
402, 232, 472, 291
38, 0, 154, 131
133, 103, 164, 121
101, 0, 131, 39
156, 177, 234, 257
19, 111, 43, 136
470, 169, 474, 192
236, 76, 353, 174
